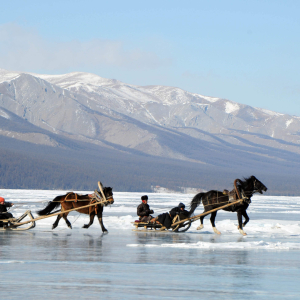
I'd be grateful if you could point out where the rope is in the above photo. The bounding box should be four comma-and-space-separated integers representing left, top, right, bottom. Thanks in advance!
56, 214, 81, 232
171, 199, 244, 227
13, 197, 113, 226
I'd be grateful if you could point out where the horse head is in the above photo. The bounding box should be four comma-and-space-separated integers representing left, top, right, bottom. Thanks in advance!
103, 187, 114, 206
250, 175, 268, 194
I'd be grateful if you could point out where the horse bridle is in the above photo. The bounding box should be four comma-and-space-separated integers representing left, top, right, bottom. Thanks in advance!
241, 178, 264, 204
104, 196, 114, 203
99, 195, 114, 206
93, 190, 114, 205
252, 178, 265, 194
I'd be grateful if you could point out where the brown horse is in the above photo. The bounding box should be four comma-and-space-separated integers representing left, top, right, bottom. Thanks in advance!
37, 186, 114, 232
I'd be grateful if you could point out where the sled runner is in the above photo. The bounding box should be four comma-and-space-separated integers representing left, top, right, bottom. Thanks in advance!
0, 210, 36, 231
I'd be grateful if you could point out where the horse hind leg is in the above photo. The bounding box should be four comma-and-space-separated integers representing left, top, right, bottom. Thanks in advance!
242, 210, 250, 227
52, 214, 62, 230
210, 211, 221, 234
197, 215, 205, 230
63, 212, 72, 229
83, 212, 96, 229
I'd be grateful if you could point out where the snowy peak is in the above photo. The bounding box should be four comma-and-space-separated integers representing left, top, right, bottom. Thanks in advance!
34, 72, 120, 89
1, 68, 300, 164
0, 68, 21, 83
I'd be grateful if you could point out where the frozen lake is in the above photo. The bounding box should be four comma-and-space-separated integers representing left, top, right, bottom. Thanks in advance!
1, 189, 300, 299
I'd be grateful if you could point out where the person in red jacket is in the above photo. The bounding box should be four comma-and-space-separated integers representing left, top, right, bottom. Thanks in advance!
137, 195, 154, 222
0, 197, 14, 220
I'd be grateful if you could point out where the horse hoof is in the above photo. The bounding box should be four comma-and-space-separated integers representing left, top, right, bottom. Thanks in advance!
213, 227, 221, 234
83, 225, 88, 229
68, 225, 72, 229
197, 225, 204, 230
239, 229, 247, 236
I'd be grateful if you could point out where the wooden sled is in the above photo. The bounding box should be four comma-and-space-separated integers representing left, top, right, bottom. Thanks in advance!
0, 210, 36, 231
132, 198, 245, 234
132, 214, 192, 233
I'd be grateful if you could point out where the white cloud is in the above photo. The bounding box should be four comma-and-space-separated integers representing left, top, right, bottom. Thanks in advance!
0, 23, 167, 72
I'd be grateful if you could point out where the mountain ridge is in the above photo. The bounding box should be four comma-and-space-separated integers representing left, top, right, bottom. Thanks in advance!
0, 68, 299, 194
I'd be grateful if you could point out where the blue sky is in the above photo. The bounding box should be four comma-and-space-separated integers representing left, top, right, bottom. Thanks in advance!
1, 0, 299, 115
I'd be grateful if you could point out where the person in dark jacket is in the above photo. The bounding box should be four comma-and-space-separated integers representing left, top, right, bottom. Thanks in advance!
137, 195, 154, 222
156, 202, 189, 229
0, 197, 14, 220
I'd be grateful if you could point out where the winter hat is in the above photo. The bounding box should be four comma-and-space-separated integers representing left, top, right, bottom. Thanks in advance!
141, 195, 148, 201
0, 197, 5, 203
178, 202, 185, 209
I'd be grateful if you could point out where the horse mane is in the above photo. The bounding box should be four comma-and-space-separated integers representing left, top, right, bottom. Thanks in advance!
236, 176, 256, 189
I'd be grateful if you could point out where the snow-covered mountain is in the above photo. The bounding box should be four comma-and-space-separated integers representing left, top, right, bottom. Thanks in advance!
1, 68, 300, 161
0, 68, 300, 193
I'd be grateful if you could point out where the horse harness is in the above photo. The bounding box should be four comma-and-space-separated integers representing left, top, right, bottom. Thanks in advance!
59, 190, 113, 215
203, 182, 251, 208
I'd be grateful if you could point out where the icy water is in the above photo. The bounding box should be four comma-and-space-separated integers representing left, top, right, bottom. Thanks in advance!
1, 190, 300, 299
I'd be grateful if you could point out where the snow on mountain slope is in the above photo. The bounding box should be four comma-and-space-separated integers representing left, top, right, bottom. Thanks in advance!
1, 69, 300, 164
34, 71, 118, 88
0, 68, 20, 83
34, 71, 300, 143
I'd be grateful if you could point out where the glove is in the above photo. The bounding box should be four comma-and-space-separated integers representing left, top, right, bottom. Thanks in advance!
149, 210, 154, 214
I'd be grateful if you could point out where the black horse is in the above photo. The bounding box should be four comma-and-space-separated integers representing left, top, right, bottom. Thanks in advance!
190, 176, 267, 235
37, 187, 114, 232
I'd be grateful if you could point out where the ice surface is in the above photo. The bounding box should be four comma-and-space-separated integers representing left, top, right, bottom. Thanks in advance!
1, 189, 300, 299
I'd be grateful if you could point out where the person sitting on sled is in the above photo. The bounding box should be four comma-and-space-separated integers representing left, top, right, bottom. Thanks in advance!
137, 195, 154, 222
0, 197, 14, 220
153, 202, 189, 229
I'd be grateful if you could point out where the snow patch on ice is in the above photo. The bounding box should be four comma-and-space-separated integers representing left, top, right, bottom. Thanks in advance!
127, 240, 300, 250
0, 260, 25, 264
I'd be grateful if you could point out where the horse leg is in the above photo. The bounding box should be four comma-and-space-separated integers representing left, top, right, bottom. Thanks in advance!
97, 207, 108, 233
83, 212, 96, 229
242, 210, 250, 227
197, 214, 205, 230
210, 211, 221, 234
52, 214, 62, 230
237, 211, 247, 236
62, 212, 72, 229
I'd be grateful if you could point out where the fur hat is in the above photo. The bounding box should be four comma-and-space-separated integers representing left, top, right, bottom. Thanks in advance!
141, 195, 148, 201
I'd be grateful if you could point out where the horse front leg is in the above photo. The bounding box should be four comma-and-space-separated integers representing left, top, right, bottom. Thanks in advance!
97, 207, 107, 233
197, 214, 205, 230
237, 211, 247, 236
83, 212, 96, 229
210, 211, 221, 234
242, 210, 250, 227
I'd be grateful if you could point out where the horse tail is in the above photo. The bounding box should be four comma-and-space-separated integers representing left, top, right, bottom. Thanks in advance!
37, 196, 62, 216
189, 192, 205, 215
